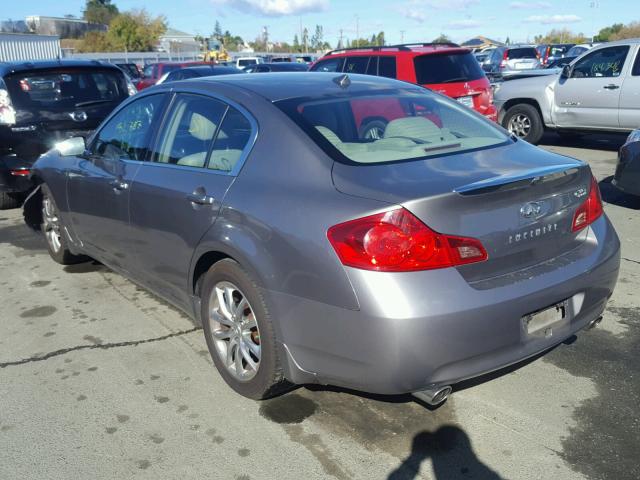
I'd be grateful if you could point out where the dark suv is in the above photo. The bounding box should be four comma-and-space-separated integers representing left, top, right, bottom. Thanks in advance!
310, 43, 497, 131
0, 60, 134, 208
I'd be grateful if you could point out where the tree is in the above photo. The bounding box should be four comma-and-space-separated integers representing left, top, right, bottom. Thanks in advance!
505, 36, 511, 45
432, 33, 452, 43
83, 0, 119, 25
534, 28, 586, 44
293, 34, 300, 52
214, 20, 222, 40
106, 10, 166, 51
595, 23, 624, 42
311, 25, 324, 50
376, 31, 385, 46
302, 27, 309, 53
609, 21, 640, 41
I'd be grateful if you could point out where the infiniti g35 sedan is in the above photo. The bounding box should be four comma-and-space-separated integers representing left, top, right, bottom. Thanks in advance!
25, 73, 620, 404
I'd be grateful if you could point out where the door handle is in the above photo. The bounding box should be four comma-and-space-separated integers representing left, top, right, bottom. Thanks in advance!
186, 192, 215, 205
110, 179, 129, 191
603, 84, 620, 90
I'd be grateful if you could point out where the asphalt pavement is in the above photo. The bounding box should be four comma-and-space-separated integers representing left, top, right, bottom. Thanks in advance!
0, 132, 638, 480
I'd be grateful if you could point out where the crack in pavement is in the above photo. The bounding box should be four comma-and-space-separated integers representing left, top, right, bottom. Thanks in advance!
0, 327, 202, 368
622, 257, 640, 266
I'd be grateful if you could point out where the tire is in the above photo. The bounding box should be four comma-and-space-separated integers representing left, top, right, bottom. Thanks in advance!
359, 118, 388, 140
502, 104, 544, 145
41, 184, 88, 265
200, 258, 288, 399
0, 192, 22, 210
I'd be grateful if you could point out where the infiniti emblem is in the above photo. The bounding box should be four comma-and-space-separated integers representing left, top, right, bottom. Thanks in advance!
69, 111, 88, 122
520, 201, 543, 218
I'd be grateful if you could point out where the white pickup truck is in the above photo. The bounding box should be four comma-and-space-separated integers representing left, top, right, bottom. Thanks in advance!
493, 39, 640, 144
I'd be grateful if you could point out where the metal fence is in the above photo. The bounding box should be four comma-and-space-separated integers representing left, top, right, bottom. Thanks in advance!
63, 50, 202, 65
0, 33, 61, 62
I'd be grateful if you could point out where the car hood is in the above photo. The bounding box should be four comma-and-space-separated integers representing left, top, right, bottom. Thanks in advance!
494, 73, 558, 101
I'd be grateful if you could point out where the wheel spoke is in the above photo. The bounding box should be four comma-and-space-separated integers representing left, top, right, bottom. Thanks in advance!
226, 337, 237, 366
212, 328, 232, 340
234, 342, 244, 373
245, 337, 261, 359
233, 297, 248, 319
211, 309, 233, 328
216, 287, 233, 320
240, 340, 258, 371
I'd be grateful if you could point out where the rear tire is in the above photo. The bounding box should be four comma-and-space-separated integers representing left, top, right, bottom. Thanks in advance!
0, 192, 22, 210
201, 258, 288, 400
41, 184, 87, 265
359, 118, 388, 140
502, 104, 544, 145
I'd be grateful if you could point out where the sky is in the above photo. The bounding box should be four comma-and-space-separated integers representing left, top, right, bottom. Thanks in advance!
5, 0, 636, 46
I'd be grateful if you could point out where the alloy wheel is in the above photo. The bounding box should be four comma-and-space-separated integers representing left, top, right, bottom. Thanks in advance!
42, 195, 62, 253
507, 113, 532, 138
208, 281, 261, 381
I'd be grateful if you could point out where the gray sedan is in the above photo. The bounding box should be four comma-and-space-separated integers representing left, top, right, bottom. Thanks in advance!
25, 73, 620, 404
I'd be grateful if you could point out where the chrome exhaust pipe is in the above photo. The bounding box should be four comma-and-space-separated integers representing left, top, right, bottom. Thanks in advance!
587, 316, 603, 330
412, 385, 452, 406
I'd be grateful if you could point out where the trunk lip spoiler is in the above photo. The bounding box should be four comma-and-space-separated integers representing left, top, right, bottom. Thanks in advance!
453, 163, 583, 194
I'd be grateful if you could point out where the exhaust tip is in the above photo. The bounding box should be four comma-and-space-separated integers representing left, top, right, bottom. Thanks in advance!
412, 385, 452, 406
587, 316, 603, 330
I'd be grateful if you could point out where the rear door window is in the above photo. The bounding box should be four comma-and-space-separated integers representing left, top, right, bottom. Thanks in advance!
6, 68, 128, 109
344, 56, 370, 74
311, 57, 345, 72
413, 52, 485, 84
378, 57, 397, 78
365, 57, 378, 75
208, 107, 253, 173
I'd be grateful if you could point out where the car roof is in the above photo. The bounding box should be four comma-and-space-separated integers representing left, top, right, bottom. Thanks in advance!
0, 59, 121, 76
321, 43, 468, 58
192, 72, 419, 102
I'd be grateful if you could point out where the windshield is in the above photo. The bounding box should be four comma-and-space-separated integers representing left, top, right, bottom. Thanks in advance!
5, 68, 128, 109
414, 52, 485, 84
275, 88, 508, 165
239, 59, 257, 66
507, 48, 538, 59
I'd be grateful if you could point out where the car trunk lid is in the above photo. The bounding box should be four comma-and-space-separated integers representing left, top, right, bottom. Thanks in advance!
332, 140, 591, 281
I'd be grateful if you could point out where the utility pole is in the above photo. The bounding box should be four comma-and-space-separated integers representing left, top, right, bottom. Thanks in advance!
263, 25, 269, 52
400, 30, 405, 44
338, 28, 344, 49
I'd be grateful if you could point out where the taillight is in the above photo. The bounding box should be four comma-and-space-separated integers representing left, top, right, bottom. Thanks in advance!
9, 168, 30, 177
572, 176, 604, 232
327, 208, 488, 272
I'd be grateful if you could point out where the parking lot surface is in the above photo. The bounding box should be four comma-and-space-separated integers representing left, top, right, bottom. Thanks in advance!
1, 133, 639, 480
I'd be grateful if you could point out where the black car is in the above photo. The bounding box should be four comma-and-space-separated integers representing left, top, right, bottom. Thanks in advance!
0, 60, 134, 208
613, 130, 640, 197
115, 63, 142, 80
161, 65, 242, 83
243, 62, 309, 73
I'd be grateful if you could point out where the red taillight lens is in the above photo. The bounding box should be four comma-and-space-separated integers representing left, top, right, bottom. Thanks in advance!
327, 208, 488, 272
9, 168, 30, 176
572, 176, 604, 232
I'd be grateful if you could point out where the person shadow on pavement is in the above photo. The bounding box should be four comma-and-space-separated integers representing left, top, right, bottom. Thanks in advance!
388, 425, 502, 480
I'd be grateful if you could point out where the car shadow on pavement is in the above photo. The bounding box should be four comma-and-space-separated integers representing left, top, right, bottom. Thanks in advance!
387, 426, 502, 480
541, 132, 628, 152
599, 176, 640, 211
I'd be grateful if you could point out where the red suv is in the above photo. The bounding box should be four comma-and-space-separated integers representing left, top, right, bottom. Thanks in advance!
137, 61, 210, 90
310, 43, 497, 136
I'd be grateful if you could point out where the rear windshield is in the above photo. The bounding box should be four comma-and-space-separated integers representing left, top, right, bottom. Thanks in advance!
413, 52, 485, 85
5, 68, 127, 109
239, 59, 258, 66
275, 88, 508, 165
507, 48, 538, 59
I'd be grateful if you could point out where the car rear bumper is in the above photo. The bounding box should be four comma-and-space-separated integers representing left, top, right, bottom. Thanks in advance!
613, 141, 640, 196
0, 154, 35, 194
272, 214, 620, 395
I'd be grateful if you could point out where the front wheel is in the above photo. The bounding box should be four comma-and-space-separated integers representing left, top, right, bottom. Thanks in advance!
201, 259, 288, 399
502, 104, 544, 145
41, 184, 87, 265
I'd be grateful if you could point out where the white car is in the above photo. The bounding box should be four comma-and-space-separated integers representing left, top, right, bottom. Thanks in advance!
236, 57, 263, 70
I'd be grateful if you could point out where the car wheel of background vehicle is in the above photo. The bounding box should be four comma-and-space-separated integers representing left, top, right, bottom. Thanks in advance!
201, 258, 288, 400
503, 104, 544, 145
359, 118, 388, 140
41, 184, 87, 265
0, 192, 22, 210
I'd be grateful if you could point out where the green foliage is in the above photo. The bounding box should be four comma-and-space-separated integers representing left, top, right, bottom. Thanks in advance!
214, 20, 222, 39
595, 23, 624, 42
608, 21, 640, 41
432, 34, 453, 43
534, 28, 587, 44
83, 0, 119, 25
106, 10, 166, 51
221, 30, 245, 51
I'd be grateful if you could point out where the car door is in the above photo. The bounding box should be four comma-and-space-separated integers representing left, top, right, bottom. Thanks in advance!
66, 93, 167, 269
553, 45, 631, 129
619, 45, 640, 129
127, 92, 255, 308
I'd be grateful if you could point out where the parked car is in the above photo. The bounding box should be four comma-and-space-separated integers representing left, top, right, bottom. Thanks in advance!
566, 43, 600, 57
157, 65, 242, 83
613, 129, 640, 196
137, 62, 209, 90
536, 43, 575, 67
544, 56, 577, 69
235, 57, 263, 70
115, 62, 143, 80
310, 43, 497, 133
0, 60, 135, 209
493, 39, 640, 144
244, 62, 308, 73
25, 72, 620, 404
483, 45, 540, 78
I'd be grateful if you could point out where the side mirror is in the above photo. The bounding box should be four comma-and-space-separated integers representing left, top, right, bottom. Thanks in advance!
561, 64, 572, 79
55, 137, 86, 157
